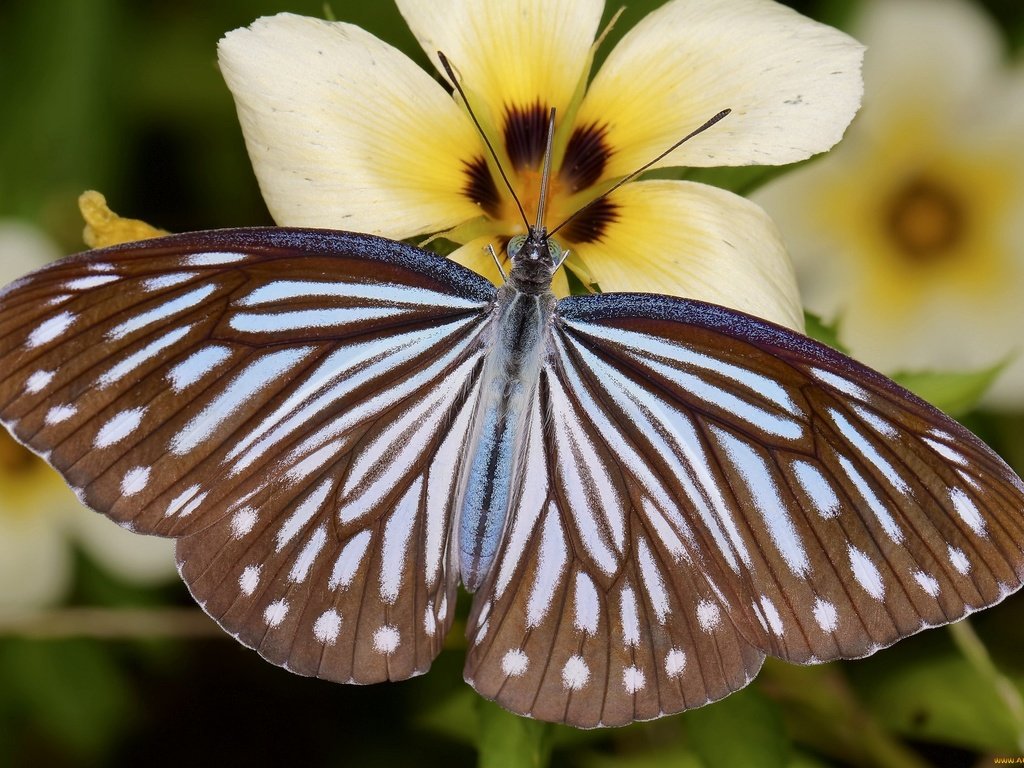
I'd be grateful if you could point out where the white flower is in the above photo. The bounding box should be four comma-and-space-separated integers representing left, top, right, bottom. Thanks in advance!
753, 0, 1024, 408
218, 0, 864, 330
0, 221, 176, 615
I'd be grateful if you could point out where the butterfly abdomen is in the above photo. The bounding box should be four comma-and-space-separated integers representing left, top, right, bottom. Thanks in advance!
457, 285, 555, 591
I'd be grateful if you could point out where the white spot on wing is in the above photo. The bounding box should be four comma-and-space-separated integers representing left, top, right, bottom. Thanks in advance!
330, 530, 372, 589
25, 370, 54, 393
696, 599, 721, 632
373, 625, 400, 654
811, 367, 871, 401
379, 479, 421, 603
183, 251, 247, 266
792, 460, 840, 518
922, 436, 969, 467
275, 477, 333, 551
622, 666, 646, 694
239, 565, 261, 596
263, 599, 289, 627
573, 572, 600, 636
760, 595, 784, 636
65, 275, 119, 290
501, 649, 529, 677
168, 345, 233, 391
98, 325, 192, 387
813, 598, 838, 632
948, 546, 971, 575
165, 484, 205, 517
313, 609, 341, 644
562, 655, 590, 690
914, 571, 940, 597
95, 407, 147, 448
107, 285, 217, 340
665, 648, 687, 678
848, 545, 885, 599
230, 507, 257, 538
120, 466, 150, 496
289, 525, 328, 582
637, 537, 670, 623
949, 488, 986, 536
45, 404, 77, 424
526, 505, 568, 628
27, 311, 75, 348
620, 585, 640, 647
142, 272, 198, 291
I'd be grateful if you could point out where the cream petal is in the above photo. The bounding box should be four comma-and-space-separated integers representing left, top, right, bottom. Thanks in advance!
397, 0, 603, 124
69, 507, 177, 584
0, 508, 69, 613
576, 0, 864, 175
750, 154, 856, 322
855, 0, 1003, 125
218, 13, 482, 238
0, 221, 60, 284
571, 180, 803, 330
448, 236, 507, 286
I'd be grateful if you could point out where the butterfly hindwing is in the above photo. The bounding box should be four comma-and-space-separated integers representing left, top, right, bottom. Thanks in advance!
465, 292, 1024, 727
0, 227, 498, 682
463, 322, 766, 728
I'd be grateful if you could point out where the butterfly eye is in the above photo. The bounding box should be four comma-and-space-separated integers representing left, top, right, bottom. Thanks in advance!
507, 235, 527, 258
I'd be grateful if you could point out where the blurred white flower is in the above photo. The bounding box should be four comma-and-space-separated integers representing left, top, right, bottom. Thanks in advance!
0, 221, 177, 616
753, 0, 1024, 409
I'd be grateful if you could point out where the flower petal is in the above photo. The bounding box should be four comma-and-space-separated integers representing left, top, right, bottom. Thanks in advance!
0, 503, 69, 613
577, 0, 864, 175
397, 0, 603, 125
218, 13, 482, 238
570, 180, 803, 330
69, 508, 177, 584
0, 220, 60, 284
855, 0, 1003, 124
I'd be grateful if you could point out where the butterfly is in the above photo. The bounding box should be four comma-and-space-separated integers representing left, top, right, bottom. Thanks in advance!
1, 210, 1023, 727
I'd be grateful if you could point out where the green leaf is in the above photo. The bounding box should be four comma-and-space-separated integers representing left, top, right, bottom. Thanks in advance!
684, 687, 790, 768
476, 699, 552, 768
0, 638, 133, 761
850, 633, 1023, 754
891, 362, 1006, 417
803, 311, 849, 354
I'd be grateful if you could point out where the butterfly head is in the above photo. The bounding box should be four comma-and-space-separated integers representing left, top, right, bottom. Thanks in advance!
506, 226, 563, 294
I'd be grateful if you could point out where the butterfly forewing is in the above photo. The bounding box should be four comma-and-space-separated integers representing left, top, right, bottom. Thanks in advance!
464, 292, 1024, 727
0, 228, 498, 683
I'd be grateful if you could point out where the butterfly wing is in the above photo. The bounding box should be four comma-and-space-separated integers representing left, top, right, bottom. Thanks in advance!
465, 292, 1024, 727
0, 227, 497, 683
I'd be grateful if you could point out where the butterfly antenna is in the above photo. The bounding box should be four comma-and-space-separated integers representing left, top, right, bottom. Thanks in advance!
536, 109, 556, 232
548, 108, 732, 239
437, 51, 530, 230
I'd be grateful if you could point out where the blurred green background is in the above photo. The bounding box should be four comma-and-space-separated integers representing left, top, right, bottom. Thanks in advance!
1, 1, 1023, 766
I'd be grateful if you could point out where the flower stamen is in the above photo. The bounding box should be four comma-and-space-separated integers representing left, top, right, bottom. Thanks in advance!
885, 174, 965, 263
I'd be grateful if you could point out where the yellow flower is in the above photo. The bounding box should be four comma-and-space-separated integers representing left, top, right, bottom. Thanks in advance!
0, 221, 176, 614
217, 0, 864, 330
753, 0, 1024, 408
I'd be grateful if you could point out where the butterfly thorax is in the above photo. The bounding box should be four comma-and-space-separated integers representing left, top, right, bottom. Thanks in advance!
505, 227, 560, 296
456, 253, 556, 592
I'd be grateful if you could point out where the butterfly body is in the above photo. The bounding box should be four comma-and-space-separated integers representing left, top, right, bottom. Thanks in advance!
1, 226, 1023, 728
